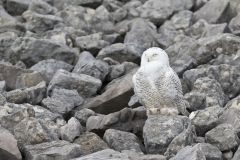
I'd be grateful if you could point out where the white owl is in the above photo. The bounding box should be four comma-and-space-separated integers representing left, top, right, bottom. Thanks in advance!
133, 47, 188, 116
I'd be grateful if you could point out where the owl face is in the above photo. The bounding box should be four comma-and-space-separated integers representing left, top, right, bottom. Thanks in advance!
141, 47, 169, 67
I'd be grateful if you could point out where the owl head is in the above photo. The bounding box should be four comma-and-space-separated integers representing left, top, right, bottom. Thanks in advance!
141, 47, 170, 67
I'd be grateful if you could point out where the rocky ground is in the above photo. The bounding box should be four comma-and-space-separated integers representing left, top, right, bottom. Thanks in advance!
0, 0, 240, 160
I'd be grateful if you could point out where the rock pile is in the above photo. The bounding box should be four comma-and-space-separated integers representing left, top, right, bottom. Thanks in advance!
0, 0, 239, 159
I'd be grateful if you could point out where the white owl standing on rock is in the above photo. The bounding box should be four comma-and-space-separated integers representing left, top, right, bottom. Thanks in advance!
133, 47, 189, 117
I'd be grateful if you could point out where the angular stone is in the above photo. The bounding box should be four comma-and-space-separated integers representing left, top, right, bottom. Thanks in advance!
60, 117, 83, 142
30, 59, 73, 84
189, 106, 224, 136
0, 32, 18, 61
0, 93, 6, 105
0, 126, 22, 160
97, 43, 142, 63
233, 145, 240, 160
103, 129, 143, 152
23, 141, 82, 160
6, 0, 32, 15
13, 117, 52, 149
193, 0, 231, 23
73, 51, 109, 81
205, 124, 239, 151
9, 37, 77, 67
82, 69, 136, 114
73, 149, 166, 160
124, 18, 159, 50
86, 107, 147, 135
74, 132, 109, 156
6, 89, 28, 104
139, 0, 193, 25
22, 10, 62, 34
74, 0, 102, 8
74, 108, 96, 126
184, 77, 227, 111
75, 33, 109, 55
25, 81, 47, 105
229, 13, 240, 35
210, 53, 240, 66
15, 71, 44, 89
48, 69, 102, 98
143, 115, 195, 156
29, 0, 57, 15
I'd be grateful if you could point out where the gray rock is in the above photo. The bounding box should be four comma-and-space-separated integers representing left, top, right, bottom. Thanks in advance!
209, 52, 240, 66
232, 145, 240, 160
9, 37, 77, 67
22, 10, 62, 34
124, 18, 159, 50
74, 132, 109, 155
13, 117, 52, 149
218, 95, 240, 137
189, 106, 224, 136
6, 0, 32, 15
223, 151, 233, 160
86, 107, 147, 135
185, 19, 227, 39
184, 77, 227, 111
139, 0, 193, 25
75, 33, 109, 55
143, 115, 195, 156
23, 140, 82, 160
183, 64, 240, 98
25, 81, 47, 105
30, 59, 73, 84
73, 149, 166, 160
42, 88, 84, 115
6, 89, 28, 104
229, 13, 240, 35
82, 69, 136, 114
103, 129, 143, 152
74, 108, 96, 126
73, 0, 102, 9
193, 0, 231, 23
29, 0, 57, 15
170, 143, 222, 160
0, 93, 6, 105
0, 126, 22, 160
97, 43, 142, 63
48, 69, 102, 98
60, 117, 83, 142
73, 51, 109, 81
15, 71, 44, 89
0, 63, 33, 90
205, 123, 239, 151
0, 5, 17, 24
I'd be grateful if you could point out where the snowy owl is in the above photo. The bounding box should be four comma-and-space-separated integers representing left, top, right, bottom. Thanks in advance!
132, 47, 188, 116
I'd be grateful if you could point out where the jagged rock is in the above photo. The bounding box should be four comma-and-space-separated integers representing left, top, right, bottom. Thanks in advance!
103, 129, 143, 152
183, 64, 240, 98
139, 0, 193, 25
86, 107, 147, 135
143, 115, 195, 157
74, 132, 109, 155
6, 89, 28, 104
0, 63, 33, 90
23, 140, 82, 160
218, 95, 240, 137
184, 77, 227, 111
205, 123, 239, 151
29, 0, 57, 15
73, 51, 109, 81
0, 81, 6, 93
9, 37, 77, 67
189, 106, 224, 136
74, 108, 96, 126
233, 145, 240, 160
42, 88, 84, 115
193, 0, 231, 23
74, 0, 102, 8
0, 5, 17, 24
48, 69, 102, 98
0, 93, 6, 105
15, 71, 44, 89
185, 19, 227, 39
15, 61, 26, 69
124, 18, 159, 50
170, 143, 222, 160
209, 51, 240, 66
229, 13, 240, 35
22, 10, 62, 34
75, 33, 109, 56
82, 69, 136, 114
73, 149, 166, 160
30, 59, 73, 84
97, 43, 143, 63
0, 126, 22, 160
13, 117, 52, 149
60, 117, 83, 142
6, 0, 32, 15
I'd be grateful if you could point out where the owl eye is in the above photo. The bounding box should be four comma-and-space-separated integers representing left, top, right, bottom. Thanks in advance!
152, 53, 158, 56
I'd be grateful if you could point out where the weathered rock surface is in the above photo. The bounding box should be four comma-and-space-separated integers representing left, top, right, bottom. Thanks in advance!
74, 108, 96, 126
